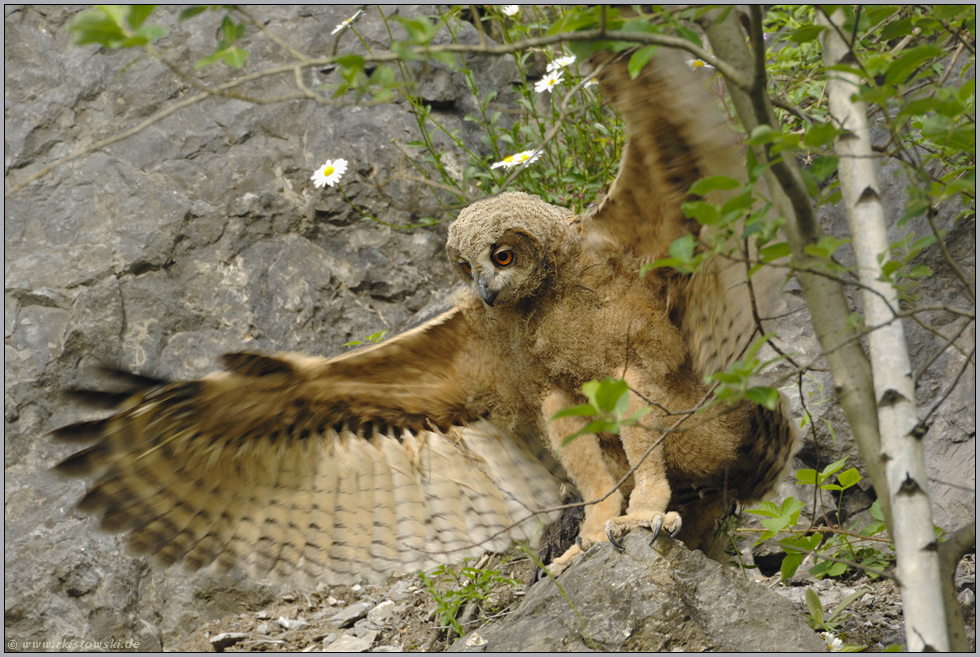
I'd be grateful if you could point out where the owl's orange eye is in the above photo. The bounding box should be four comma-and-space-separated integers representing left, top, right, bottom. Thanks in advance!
492, 249, 514, 267
460, 261, 472, 276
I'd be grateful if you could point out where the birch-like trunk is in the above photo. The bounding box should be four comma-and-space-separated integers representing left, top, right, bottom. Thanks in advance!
818, 12, 950, 650
699, 9, 894, 533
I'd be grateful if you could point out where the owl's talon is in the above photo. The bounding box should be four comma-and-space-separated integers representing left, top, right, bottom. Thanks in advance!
604, 522, 625, 551
648, 514, 664, 546
669, 515, 683, 538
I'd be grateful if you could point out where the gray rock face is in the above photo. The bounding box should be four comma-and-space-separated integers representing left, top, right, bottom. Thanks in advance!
452, 533, 828, 652
4, 5, 515, 650
4, 3, 973, 652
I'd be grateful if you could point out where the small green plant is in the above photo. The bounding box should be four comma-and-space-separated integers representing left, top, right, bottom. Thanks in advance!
418, 558, 519, 638
342, 330, 388, 347
806, 588, 869, 652
744, 459, 895, 582
548, 377, 652, 445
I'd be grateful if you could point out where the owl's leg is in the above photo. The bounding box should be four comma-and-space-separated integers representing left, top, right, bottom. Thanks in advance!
542, 389, 624, 575
603, 377, 682, 548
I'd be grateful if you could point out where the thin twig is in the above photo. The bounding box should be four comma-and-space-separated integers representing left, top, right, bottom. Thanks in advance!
921, 346, 976, 426
926, 207, 976, 303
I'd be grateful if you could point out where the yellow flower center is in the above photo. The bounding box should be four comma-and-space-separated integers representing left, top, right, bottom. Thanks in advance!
692, 60, 705, 68
323, 165, 335, 176
503, 156, 514, 163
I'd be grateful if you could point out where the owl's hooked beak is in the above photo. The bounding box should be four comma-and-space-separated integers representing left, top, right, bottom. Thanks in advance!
477, 276, 498, 307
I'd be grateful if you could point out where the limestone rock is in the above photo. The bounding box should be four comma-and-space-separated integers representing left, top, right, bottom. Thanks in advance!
453, 533, 828, 652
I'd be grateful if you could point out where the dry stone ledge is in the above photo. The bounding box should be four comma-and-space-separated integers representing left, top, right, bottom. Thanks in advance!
452, 533, 828, 652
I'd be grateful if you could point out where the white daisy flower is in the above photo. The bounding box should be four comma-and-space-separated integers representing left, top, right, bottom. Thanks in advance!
331, 9, 364, 35
534, 70, 564, 94
547, 55, 576, 72
821, 632, 844, 652
502, 5, 520, 17
686, 58, 716, 71
311, 158, 348, 188
491, 150, 541, 170
582, 77, 598, 88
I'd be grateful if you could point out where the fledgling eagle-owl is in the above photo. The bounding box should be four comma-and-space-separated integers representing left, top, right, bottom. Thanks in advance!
53, 50, 796, 584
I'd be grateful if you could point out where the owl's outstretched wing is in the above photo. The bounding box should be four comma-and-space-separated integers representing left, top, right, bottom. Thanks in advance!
589, 49, 781, 377
53, 308, 561, 585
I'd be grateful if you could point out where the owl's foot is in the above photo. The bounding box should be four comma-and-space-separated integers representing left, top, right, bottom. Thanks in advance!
604, 511, 682, 550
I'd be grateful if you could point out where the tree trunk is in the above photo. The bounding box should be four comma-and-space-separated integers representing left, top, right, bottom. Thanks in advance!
819, 10, 952, 651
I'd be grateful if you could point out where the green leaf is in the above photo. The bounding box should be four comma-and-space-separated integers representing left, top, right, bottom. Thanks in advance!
432, 50, 458, 67
669, 233, 696, 262
99, 5, 128, 28
837, 467, 861, 489
550, 404, 598, 421
561, 418, 620, 445
194, 50, 224, 70
804, 122, 837, 149
179, 6, 209, 21
220, 16, 239, 46
761, 516, 790, 534
137, 24, 166, 43
885, 44, 943, 85
805, 588, 825, 627
810, 155, 839, 182
745, 386, 779, 410
796, 468, 817, 486
335, 53, 366, 70
592, 378, 630, 415
628, 45, 658, 79
780, 552, 804, 581
690, 175, 741, 196
222, 46, 248, 69
676, 24, 702, 48
394, 15, 436, 44
780, 496, 806, 521
127, 4, 156, 29
720, 191, 754, 217
69, 8, 128, 47
880, 16, 913, 41
640, 257, 683, 276
903, 96, 965, 118
828, 588, 868, 623
681, 201, 720, 226
748, 125, 777, 145
745, 500, 781, 517
759, 242, 791, 262
788, 25, 826, 43
821, 457, 848, 478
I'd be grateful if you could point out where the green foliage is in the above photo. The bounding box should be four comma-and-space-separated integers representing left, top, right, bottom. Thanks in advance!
550, 378, 651, 445
705, 335, 782, 410
743, 459, 896, 584
806, 588, 869, 651
193, 15, 247, 70
418, 559, 519, 638
68, 5, 166, 49
342, 330, 388, 347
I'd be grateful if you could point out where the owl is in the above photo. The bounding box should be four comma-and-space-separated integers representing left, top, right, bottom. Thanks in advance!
53, 50, 796, 584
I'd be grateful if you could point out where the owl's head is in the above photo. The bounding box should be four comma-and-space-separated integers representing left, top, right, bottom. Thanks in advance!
447, 192, 574, 307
